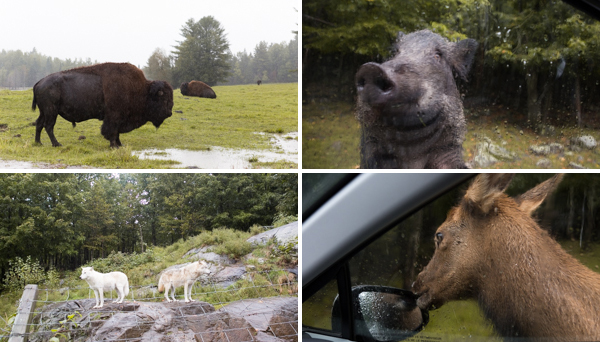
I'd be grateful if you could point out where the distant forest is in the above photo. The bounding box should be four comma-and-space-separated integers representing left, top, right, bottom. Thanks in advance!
0, 36, 298, 89
0, 173, 297, 273
0, 48, 96, 89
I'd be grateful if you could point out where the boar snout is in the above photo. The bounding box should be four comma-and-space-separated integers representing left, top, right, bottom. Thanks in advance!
356, 62, 395, 108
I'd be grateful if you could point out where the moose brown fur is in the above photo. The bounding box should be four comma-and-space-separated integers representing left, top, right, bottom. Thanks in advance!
180, 80, 216, 99
413, 174, 600, 340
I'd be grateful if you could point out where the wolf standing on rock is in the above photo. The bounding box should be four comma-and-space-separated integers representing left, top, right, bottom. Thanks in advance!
80, 267, 129, 309
158, 260, 211, 303
355, 30, 478, 168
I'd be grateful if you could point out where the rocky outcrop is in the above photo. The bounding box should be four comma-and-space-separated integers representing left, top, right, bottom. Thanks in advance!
247, 222, 298, 248
29, 297, 297, 342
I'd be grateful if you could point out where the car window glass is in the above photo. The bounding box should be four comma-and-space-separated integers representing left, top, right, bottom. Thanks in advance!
303, 173, 353, 217
348, 180, 499, 339
302, 277, 340, 333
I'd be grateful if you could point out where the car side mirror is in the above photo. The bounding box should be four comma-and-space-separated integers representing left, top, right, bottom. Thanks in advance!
332, 285, 428, 342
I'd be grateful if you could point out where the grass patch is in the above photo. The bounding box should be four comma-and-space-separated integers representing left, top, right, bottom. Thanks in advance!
0, 84, 297, 168
302, 102, 360, 169
302, 100, 600, 169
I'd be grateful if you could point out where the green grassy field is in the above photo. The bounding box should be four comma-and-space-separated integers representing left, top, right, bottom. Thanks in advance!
0, 83, 297, 168
303, 101, 600, 169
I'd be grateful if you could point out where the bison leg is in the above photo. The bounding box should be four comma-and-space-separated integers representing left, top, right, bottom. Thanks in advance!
34, 114, 44, 145
101, 121, 121, 148
45, 126, 63, 147
36, 108, 62, 147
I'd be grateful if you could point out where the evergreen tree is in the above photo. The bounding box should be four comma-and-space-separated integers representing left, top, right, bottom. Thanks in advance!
172, 16, 231, 86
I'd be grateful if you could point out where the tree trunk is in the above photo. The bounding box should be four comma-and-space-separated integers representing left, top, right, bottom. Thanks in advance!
567, 186, 575, 241
526, 69, 541, 130
574, 75, 582, 128
584, 185, 595, 250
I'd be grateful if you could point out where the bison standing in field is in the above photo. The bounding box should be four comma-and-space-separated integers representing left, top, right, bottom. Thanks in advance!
179, 80, 216, 99
31, 62, 173, 148
257, 80, 262, 86
355, 30, 478, 168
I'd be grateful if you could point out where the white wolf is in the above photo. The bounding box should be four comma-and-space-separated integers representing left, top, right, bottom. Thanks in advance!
80, 267, 129, 308
158, 260, 211, 303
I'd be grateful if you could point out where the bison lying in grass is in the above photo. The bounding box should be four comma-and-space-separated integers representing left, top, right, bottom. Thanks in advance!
180, 80, 216, 99
32, 62, 174, 148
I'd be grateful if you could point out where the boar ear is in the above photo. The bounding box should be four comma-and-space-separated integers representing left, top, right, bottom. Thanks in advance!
450, 38, 478, 81
465, 174, 513, 214
515, 174, 564, 215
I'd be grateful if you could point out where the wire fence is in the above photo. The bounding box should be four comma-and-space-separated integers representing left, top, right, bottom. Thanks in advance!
2, 268, 298, 342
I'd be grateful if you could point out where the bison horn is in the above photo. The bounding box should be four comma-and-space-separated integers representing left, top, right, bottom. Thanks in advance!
158, 90, 163, 96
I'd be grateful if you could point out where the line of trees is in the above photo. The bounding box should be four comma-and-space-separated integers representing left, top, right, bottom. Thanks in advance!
1, 16, 298, 89
0, 49, 96, 89
304, 0, 600, 129
144, 16, 298, 87
0, 173, 297, 276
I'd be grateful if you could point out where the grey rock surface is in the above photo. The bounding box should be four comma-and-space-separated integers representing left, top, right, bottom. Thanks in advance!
246, 222, 298, 248
30, 297, 297, 342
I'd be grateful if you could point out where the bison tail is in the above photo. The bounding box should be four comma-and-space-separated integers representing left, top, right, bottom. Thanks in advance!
31, 93, 37, 111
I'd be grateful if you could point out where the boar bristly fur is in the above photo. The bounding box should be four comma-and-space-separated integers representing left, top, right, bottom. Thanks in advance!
355, 30, 478, 168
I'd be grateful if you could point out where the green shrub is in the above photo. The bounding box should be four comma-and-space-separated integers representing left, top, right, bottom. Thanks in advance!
85, 249, 157, 273
213, 240, 253, 260
272, 214, 297, 228
3, 256, 47, 291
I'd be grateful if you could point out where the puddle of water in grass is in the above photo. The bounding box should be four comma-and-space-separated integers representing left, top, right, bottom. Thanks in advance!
134, 132, 298, 169
0, 159, 90, 169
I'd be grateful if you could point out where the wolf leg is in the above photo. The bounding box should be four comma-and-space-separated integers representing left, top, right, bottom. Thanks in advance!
116, 285, 124, 303
164, 285, 172, 302
93, 289, 101, 308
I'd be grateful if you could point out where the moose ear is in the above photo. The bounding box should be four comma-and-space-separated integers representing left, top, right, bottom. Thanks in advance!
465, 174, 513, 214
515, 174, 564, 215
450, 38, 478, 81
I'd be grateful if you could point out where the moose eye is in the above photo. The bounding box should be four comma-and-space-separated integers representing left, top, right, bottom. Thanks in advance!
435, 232, 444, 245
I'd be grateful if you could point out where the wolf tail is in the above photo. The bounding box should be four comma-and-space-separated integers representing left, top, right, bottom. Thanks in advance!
158, 276, 164, 292
124, 277, 130, 297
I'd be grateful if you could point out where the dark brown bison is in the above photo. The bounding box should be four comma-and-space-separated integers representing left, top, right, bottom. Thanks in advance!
355, 30, 478, 168
257, 80, 262, 86
31, 62, 173, 148
179, 80, 216, 99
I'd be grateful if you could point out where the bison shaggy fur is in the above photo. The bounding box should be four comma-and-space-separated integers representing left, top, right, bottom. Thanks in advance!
180, 80, 216, 99
31, 62, 174, 148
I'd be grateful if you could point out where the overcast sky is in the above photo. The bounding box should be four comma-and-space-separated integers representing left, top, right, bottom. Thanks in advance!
0, 0, 298, 67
